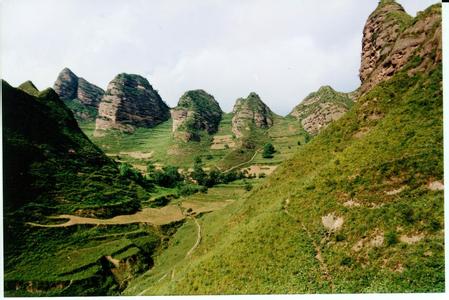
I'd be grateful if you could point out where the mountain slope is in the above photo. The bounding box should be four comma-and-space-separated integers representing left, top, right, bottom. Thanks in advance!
289, 86, 353, 135
128, 2, 443, 294
144, 52, 443, 296
231, 92, 273, 139
2, 80, 157, 296
54, 68, 105, 121
95, 73, 170, 136
171, 89, 222, 142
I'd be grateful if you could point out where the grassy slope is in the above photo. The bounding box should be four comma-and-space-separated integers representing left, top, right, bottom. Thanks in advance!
2, 81, 156, 296
81, 111, 306, 171
129, 62, 443, 294
124, 180, 259, 295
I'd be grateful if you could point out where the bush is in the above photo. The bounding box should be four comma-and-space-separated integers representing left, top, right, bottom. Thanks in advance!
178, 184, 208, 196
386, 231, 398, 246
153, 165, 183, 188
243, 180, 253, 191
262, 143, 276, 158
340, 256, 353, 266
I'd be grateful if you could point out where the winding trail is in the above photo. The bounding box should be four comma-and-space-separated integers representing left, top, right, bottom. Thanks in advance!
185, 217, 202, 258
283, 198, 335, 292
136, 216, 202, 296
223, 148, 262, 173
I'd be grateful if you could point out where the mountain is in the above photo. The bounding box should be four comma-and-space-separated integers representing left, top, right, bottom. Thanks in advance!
289, 86, 353, 135
127, 1, 443, 294
171, 89, 222, 142
18, 80, 40, 96
53, 68, 105, 121
359, 0, 442, 93
2, 80, 157, 296
94, 73, 170, 136
231, 92, 273, 138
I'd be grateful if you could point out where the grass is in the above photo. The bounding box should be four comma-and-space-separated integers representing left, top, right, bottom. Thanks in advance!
123, 61, 444, 294
124, 179, 260, 295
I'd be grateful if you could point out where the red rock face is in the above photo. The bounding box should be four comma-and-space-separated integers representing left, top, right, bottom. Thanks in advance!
94, 73, 170, 136
359, 2, 442, 94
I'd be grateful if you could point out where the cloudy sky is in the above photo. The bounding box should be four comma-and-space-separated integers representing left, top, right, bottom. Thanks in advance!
0, 0, 438, 115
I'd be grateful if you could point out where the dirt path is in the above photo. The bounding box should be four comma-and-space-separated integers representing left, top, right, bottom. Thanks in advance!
27, 200, 233, 228
283, 198, 335, 291
27, 205, 185, 228
223, 148, 262, 173
185, 217, 201, 258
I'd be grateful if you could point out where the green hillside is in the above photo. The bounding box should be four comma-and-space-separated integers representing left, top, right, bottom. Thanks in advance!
2, 81, 158, 296
127, 58, 443, 294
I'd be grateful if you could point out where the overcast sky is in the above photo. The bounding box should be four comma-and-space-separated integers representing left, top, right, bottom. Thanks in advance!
0, 0, 438, 115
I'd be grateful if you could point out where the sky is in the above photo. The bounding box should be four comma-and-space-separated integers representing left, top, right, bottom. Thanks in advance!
0, 0, 438, 115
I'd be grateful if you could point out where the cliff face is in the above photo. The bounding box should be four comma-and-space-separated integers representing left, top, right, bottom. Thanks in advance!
289, 86, 353, 135
94, 74, 170, 136
359, 1, 442, 93
54, 68, 79, 100
171, 89, 222, 142
53, 68, 105, 121
231, 92, 273, 138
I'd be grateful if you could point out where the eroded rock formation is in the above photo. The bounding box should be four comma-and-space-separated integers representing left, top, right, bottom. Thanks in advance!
359, 1, 442, 93
171, 89, 222, 142
289, 86, 353, 135
231, 92, 273, 138
94, 73, 170, 136
53, 68, 105, 121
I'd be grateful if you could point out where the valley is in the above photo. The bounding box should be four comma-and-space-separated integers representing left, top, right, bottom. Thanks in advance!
1, 0, 444, 296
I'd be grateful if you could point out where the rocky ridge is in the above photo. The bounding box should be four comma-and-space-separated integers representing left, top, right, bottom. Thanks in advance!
359, 0, 442, 93
171, 90, 222, 142
94, 73, 170, 136
289, 86, 353, 135
53, 68, 105, 120
231, 92, 273, 138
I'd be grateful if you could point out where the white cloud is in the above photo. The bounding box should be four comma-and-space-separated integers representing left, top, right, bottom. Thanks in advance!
0, 0, 439, 115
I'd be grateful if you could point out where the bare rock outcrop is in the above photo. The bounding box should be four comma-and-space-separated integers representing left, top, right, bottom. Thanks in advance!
171, 90, 222, 142
53, 68, 105, 121
289, 86, 353, 135
94, 74, 170, 136
231, 92, 273, 138
359, 1, 442, 93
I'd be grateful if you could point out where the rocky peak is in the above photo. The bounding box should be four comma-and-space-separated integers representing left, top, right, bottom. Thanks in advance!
359, 2, 441, 93
289, 86, 353, 135
94, 73, 170, 136
53, 68, 105, 121
231, 92, 273, 138
171, 89, 222, 142
54, 68, 79, 100
53, 67, 104, 107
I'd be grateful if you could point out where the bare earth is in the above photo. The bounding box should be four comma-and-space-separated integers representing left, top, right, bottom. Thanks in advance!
243, 165, 277, 176
27, 200, 232, 228
210, 135, 236, 150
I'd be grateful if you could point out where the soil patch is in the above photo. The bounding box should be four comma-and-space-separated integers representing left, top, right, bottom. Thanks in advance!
211, 135, 236, 150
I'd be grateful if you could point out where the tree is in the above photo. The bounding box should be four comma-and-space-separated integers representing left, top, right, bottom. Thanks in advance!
262, 143, 276, 158
153, 165, 183, 187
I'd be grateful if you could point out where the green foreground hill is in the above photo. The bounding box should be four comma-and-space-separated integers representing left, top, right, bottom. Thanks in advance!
125, 2, 443, 294
127, 51, 443, 296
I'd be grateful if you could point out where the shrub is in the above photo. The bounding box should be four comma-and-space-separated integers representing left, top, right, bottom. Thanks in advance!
262, 143, 276, 158
340, 256, 353, 266
386, 231, 398, 246
153, 165, 183, 188
243, 180, 253, 191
